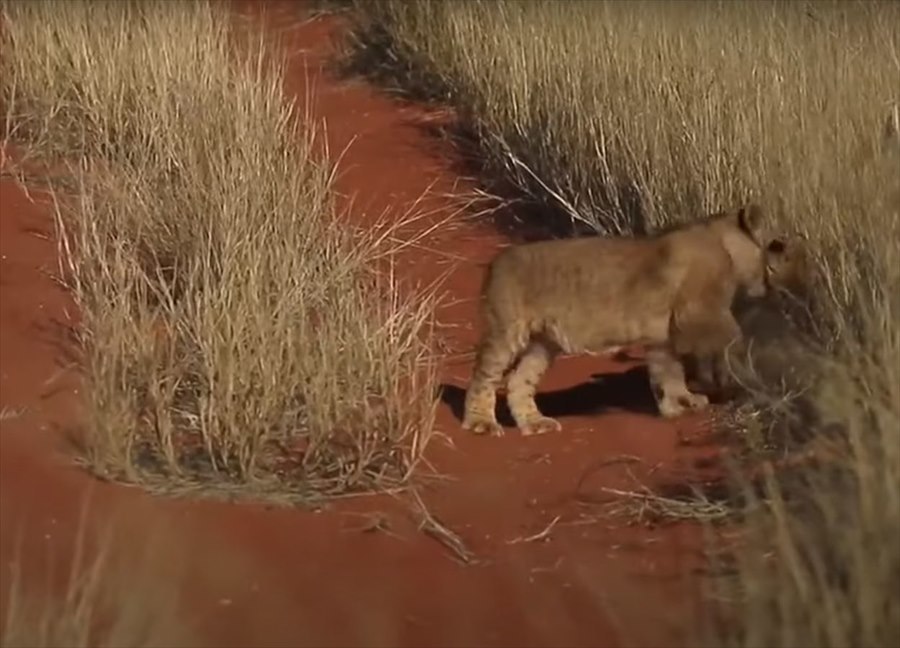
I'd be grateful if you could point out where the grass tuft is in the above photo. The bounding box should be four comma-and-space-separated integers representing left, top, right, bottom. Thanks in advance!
0, 0, 439, 502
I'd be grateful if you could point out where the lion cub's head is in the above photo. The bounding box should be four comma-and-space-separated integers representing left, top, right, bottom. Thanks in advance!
712, 203, 806, 299
763, 236, 810, 297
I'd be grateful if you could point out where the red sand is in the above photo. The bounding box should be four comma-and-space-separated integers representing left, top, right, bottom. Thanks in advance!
0, 4, 724, 646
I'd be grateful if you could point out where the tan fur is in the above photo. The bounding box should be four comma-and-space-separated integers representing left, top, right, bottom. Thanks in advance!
462, 203, 798, 436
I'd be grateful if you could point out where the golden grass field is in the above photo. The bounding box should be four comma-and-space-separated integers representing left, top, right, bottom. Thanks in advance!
0, 2, 441, 643
343, 1, 900, 646
1, 0, 898, 645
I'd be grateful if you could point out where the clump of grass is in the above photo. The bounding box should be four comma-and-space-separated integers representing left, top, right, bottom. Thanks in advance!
0, 0, 438, 502
341, 1, 900, 646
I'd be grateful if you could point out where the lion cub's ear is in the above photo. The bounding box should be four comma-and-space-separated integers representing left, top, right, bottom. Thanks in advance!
737, 203, 766, 243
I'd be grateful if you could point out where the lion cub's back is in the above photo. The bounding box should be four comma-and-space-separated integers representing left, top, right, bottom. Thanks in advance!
482, 236, 675, 335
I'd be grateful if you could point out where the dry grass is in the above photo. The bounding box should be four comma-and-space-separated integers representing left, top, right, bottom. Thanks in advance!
342, 1, 900, 646
1, 516, 193, 648
0, 0, 439, 502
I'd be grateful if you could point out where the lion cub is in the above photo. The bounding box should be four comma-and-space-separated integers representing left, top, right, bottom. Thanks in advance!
462, 204, 795, 436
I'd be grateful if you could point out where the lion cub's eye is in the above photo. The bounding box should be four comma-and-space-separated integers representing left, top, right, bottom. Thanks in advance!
767, 239, 786, 254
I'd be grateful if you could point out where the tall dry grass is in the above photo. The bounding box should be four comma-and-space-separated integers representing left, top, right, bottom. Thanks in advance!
342, 1, 900, 646
2, 563, 186, 648
1, 511, 194, 648
0, 0, 438, 501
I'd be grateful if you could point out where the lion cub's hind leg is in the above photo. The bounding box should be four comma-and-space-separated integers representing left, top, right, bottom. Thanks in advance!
507, 338, 561, 436
463, 325, 527, 436
646, 347, 709, 418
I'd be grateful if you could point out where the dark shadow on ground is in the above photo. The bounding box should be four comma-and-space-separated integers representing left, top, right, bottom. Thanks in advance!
439, 365, 659, 427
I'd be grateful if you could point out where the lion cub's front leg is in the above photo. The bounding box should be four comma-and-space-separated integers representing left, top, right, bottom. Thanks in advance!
646, 347, 709, 418
673, 307, 744, 404
686, 351, 739, 401
507, 339, 561, 436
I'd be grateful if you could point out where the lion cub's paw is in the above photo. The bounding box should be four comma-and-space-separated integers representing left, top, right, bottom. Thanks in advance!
657, 397, 687, 419
463, 418, 504, 437
520, 416, 562, 436
681, 392, 710, 410
658, 393, 709, 419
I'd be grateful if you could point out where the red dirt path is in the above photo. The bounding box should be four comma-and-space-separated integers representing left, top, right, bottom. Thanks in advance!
1, 4, 722, 647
